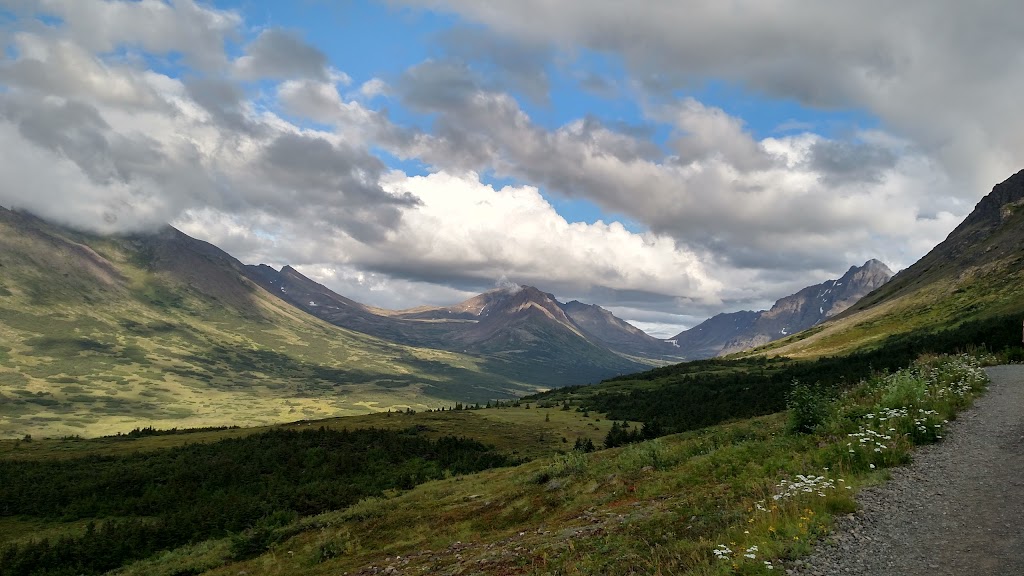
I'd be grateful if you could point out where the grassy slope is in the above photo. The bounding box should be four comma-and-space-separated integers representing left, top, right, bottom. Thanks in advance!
0, 404, 628, 548
0, 213, 538, 439
756, 185, 1024, 359
0, 354, 984, 576
0, 403, 627, 464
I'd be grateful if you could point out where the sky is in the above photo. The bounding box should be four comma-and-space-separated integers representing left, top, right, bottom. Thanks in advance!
1, 1, 1023, 337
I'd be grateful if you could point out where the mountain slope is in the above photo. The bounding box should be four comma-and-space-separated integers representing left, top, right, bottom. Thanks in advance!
765, 168, 1024, 357
244, 267, 650, 385
0, 209, 537, 438
670, 260, 893, 358
667, 310, 761, 359
560, 300, 682, 360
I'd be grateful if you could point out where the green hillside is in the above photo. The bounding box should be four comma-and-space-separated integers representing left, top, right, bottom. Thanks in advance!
0, 209, 538, 439
0, 353, 992, 575
760, 169, 1024, 358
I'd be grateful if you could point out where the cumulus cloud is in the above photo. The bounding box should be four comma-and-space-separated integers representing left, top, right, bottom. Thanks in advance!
233, 28, 330, 81
1, 0, 1011, 330
399, 0, 1024, 197
386, 64, 949, 279
0, 2, 415, 241
370, 171, 722, 301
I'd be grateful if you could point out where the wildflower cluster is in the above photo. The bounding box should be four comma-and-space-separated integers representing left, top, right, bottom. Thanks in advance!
846, 423, 892, 454
712, 543, 774, 570
698, 355, 988, 576
772, 474, 838, 500
909, 408, 945, 439
922, 354, 989, 402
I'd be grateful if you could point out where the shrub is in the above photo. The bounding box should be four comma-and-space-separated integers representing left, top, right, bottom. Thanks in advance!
550, 450, 589, 477
786, 381, 831, 433
616, 439, 674, 472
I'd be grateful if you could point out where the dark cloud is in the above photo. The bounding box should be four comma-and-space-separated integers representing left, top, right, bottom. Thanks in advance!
259, 133, 419, 242
185, 77, 261, 134
397, 59, 481, 112
234, 28, 329, 80
574, 115, 663, 162
394, 65, 664, 170
807, 139, 899, 184
4, 96, 166, 187
437, 26, 552, 103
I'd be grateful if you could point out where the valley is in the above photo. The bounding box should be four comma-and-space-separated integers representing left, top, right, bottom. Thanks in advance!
3, 168, 1024, 575
0, 209, 659, 439
0, 208, 544, 436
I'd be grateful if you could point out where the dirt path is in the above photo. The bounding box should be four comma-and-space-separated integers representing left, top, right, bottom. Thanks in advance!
792, 365, 1024, 576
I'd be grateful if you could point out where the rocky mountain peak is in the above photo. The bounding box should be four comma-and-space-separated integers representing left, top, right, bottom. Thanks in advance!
672, 259, 893, 358
959, 168, 1024, 231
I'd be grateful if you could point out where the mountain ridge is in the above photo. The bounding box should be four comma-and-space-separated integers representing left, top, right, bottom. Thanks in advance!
0, 209, 549, 438
765, 168, 1024, 357
670, 259, 893, 358
243, 265, 672, 383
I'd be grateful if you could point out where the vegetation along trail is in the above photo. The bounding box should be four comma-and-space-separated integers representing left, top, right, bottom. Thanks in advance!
795, 365, 1024, 575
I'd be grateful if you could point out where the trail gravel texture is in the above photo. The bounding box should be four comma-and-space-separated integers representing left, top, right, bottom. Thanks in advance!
791, 365, 1024, 576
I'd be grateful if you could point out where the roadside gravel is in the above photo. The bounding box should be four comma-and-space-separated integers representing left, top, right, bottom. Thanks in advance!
790, 365, 1024, 576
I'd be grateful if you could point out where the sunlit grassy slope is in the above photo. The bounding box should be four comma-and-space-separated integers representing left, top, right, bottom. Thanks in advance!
0, 209, 540, 439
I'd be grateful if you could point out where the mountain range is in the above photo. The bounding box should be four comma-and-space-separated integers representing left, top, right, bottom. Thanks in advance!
0, 198, 910, 439
0, 208, 683, 437
669, 259, 893, 359
244, 265, 680, 365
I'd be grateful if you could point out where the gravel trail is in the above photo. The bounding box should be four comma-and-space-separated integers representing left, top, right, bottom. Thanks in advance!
792, 365, 1024, 576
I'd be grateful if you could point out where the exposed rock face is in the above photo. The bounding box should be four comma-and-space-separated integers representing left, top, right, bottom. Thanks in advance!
670, 260, 894, 358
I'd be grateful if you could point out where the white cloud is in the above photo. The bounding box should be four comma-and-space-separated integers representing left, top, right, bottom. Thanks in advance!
357, 78, 390, 100
0, 0, 1014, 332
369, 171, 723, 301
399, 0, 1024, 198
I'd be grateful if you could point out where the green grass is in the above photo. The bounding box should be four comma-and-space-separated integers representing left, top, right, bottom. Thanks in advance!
763, 251, 1024, 360
0, 283, 540, 439
0, 404, 627, 463
0, 214, 561, 439
22, 352, 979, 576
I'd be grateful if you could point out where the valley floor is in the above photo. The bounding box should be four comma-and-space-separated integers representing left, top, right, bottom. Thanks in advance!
793, 365, 1024, 575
